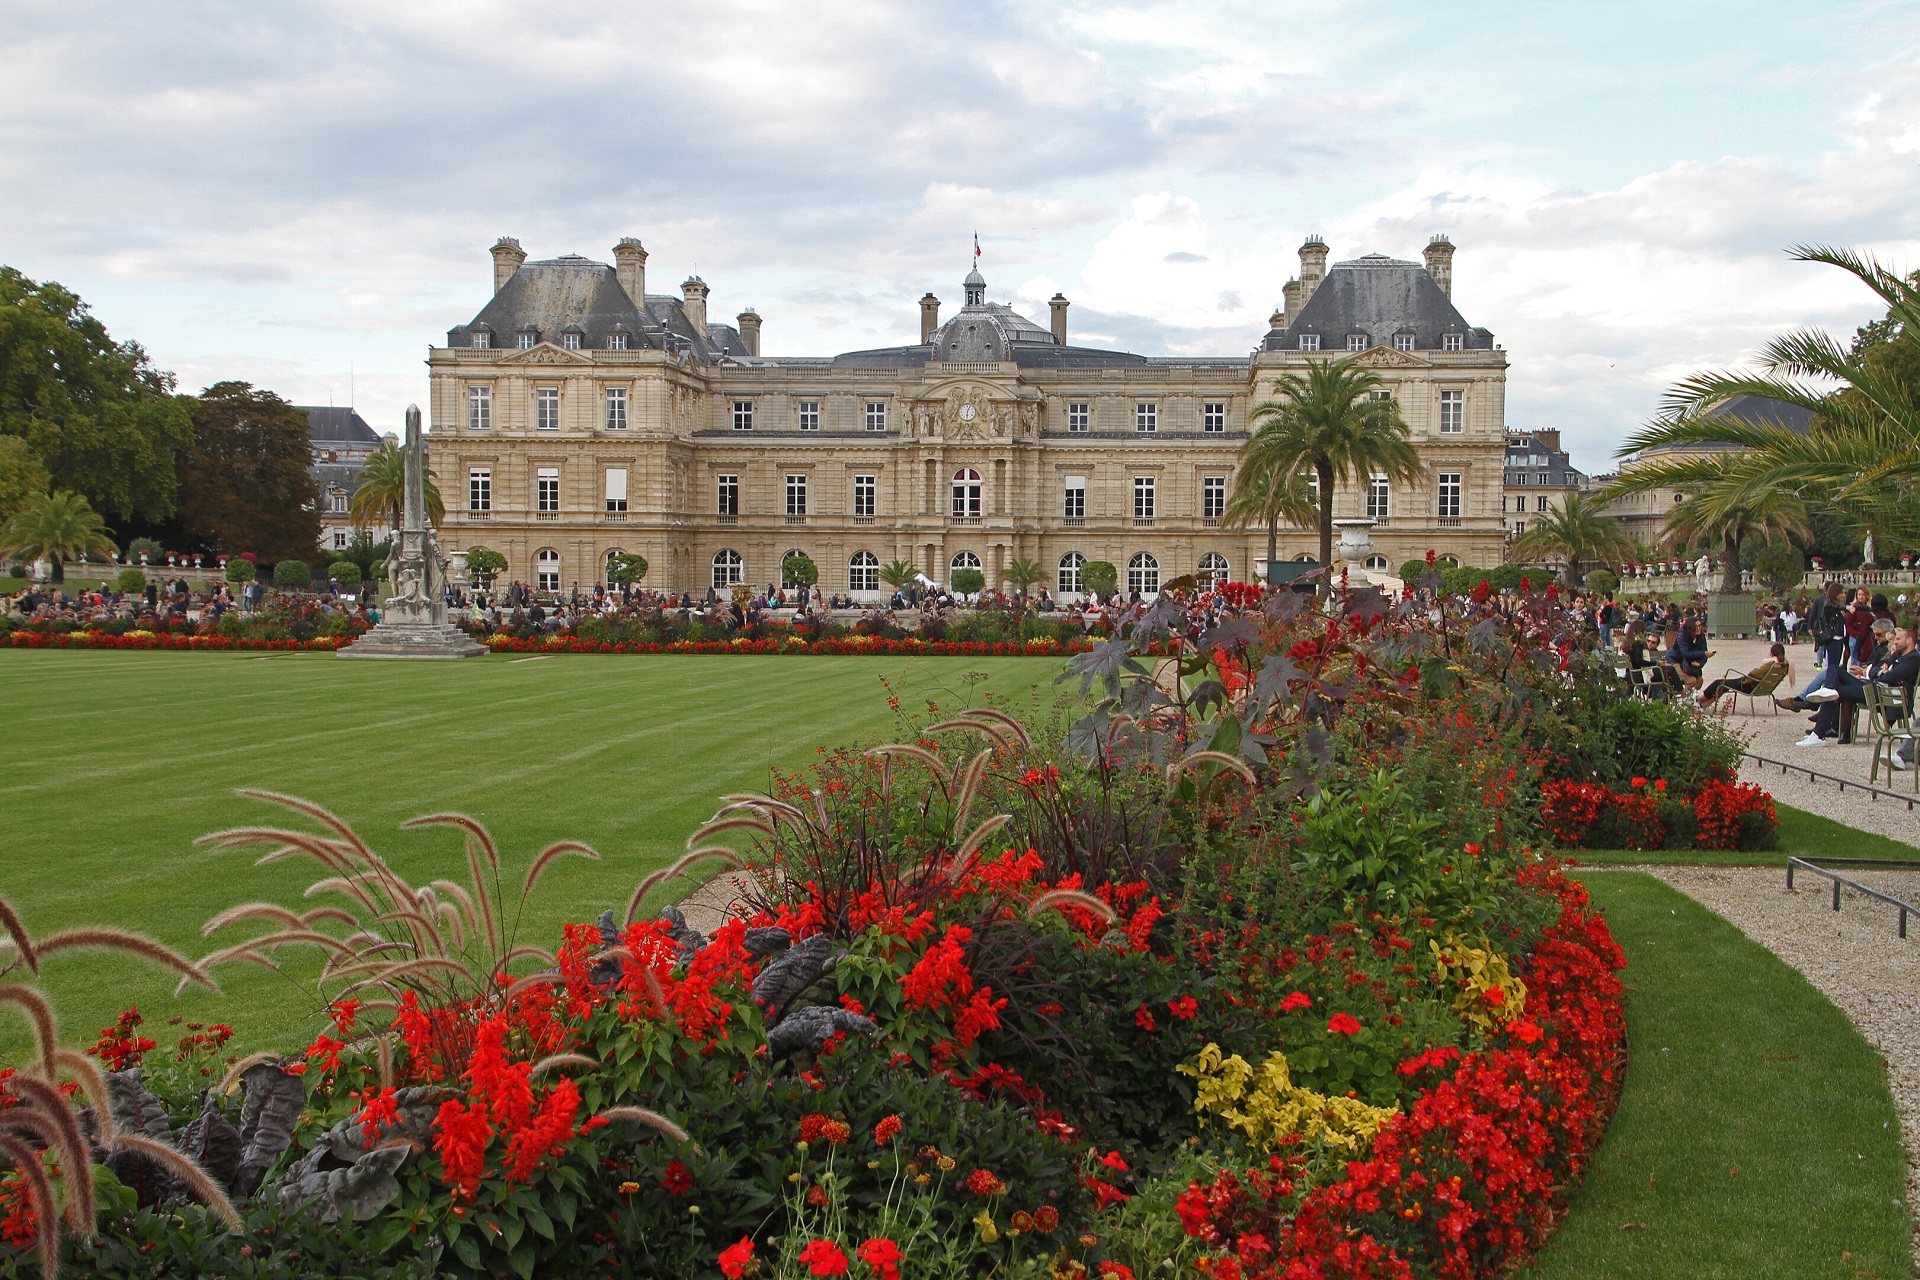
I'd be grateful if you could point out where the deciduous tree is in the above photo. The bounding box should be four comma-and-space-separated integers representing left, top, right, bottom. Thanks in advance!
177, 382, 320, 561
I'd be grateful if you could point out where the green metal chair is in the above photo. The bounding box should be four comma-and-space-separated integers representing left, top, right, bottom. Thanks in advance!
1863, 681, 1917, 790
1736, 661, 1786, 715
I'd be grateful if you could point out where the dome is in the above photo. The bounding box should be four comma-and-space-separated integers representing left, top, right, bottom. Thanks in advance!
964, 267, 985, 287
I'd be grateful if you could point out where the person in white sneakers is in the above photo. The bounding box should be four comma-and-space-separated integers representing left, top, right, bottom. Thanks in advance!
1797, 621, 1918, 749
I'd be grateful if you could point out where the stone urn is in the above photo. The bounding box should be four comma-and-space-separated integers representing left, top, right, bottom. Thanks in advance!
1334, 518, 1376, 574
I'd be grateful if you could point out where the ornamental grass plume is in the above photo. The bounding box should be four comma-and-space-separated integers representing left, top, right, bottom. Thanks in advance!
0, 894, 240, 1279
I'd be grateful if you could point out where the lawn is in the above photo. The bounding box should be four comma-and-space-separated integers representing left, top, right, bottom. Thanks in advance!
1523, 872, 1910, 1280
0, 649, 1071, 1055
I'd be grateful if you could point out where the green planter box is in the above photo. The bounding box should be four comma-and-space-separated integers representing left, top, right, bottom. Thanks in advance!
1707, 591, 1759, 638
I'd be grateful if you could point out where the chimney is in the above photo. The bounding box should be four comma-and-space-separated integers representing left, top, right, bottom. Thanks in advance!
1534, 428, 1561, 454
612, 237, 648, 305
1281, 277, 1303, 322
1298, 236, 1328, 302
1049, 293, 1069, 345
919, 292, 941, 343
680, 277, 709, 339
1424, 235, 1455, 298
736, 309, 761, 356
490, 237, 526, 294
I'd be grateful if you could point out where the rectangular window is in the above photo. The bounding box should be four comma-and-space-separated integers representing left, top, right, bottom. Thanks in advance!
470, 331, 490, 350
1134, 475, 1156, 520
562, 331, 581, 350
1368, 390, 1392, 401
1347, 334, 1366, 352
1135, 402, 1157, 434
329, 492, 347, 514
797, 401, 820, 431
1443, 332, 1465, 352
607, 331, 628, 351
1514, 520, 1526, 535
468, 468, 491, 512
717, 474, 739, 516
1298, 334, 1320, 351
1438, 472, 1462, 520
604, 387, 627, 430
853, 473, 876, 517
733, 400, 754, 431
518, 332, 535, 349
1537, 495, 1550, 512
467, 386, 491, 430
536, 387, 559, 431
1067, 402, 1091, 433
1203, 476, 1226, 520
865, 401, 887, 432
1367, 475, 1388, 520
1063, 476, 1086, 520
333, 530, 348, 549
1394, 333, 1414, 352
786, 474, 808, 517
605, 468, 628, 513
536, 467, 560, 513
1203, 402, 1227, 433
1439, 390, 1463, 434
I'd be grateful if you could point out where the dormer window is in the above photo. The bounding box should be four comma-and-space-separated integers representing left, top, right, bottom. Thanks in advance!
562, 330, 582, 351
1298, 334, 1320, 352
470, 329, 491, 350
1347, 334, 1367, 352
1394, 332, 1415, 352
1443, 332, 1464, 352
607, 330, 629, 351
517, 328, 538, 349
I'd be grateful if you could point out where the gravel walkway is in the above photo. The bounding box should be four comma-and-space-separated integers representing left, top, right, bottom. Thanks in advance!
1639, 864, 1920, 1259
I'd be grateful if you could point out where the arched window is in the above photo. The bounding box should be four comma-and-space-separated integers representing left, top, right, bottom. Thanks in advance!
1057, 552, 1085, 595
950, 551, 981, 574
849, 551, 879, 593
1294, 553, 1317, 563
604, 550, 624, 585
535, 548, 561, 593
781, 549, 813, 589
1128, 552, 1160, 595
1198, 553, 1229, 585
951, 468, 982, 520
1364, 554, 1389, 571
1437, 554, 1460, 568
712, 549, 743, 589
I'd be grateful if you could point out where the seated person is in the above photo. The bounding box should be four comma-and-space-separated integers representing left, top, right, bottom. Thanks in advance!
1700, 644, 1790, 707
1798, 622, 1918, 750
1663, 620, 1711, 688
1621, 624, 1675, 695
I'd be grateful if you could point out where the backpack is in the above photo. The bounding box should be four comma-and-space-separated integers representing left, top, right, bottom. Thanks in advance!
1811, 598, 1841, 644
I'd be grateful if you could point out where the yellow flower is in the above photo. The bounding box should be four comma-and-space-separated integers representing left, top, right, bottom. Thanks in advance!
617, 1181, 640, 1195
974, 1209, 1000, 1243
1431, 935, 1527, 1030
1180, 1042, 1396, 1153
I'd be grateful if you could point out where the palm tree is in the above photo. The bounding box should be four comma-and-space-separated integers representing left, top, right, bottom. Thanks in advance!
0, 490, 117, 581
1223, 453, 1319, 582
1617, 245, 1920, 512
1604, 454, 1810, 593
1508, 492, 1635, 585
1000, 557, 1043, 595
879, 559, 915, 593
1238, 359, 1424, 586
350, 442, 443, 531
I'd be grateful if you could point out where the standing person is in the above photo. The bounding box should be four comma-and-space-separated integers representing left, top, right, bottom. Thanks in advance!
1795, 582, 1849, 702
1597, 596, 1620, 651
1844, 586, 1876, 664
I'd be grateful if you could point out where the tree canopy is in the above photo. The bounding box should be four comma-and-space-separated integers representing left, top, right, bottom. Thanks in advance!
177, 381, 320, 561
351, 440, 443, 531
0, 267, 196, 525
0, 489, 117, 581
0, 435, 49, 525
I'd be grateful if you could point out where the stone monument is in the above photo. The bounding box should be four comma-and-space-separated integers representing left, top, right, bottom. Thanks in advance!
338, 406, 487, 660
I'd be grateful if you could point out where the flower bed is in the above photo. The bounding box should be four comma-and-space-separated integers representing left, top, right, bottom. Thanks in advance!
1541, 776, 1777, 851
2, 589, 1726, 1278
4, 628, 1087, 657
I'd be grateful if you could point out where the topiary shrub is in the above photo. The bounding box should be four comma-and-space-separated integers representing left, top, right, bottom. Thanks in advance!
949, 566, 985, 596
115, 568, 146, 592
225, 557, 256, 584
328, 561, 362, 585
272, 559, 311, 589
780, 553, 817, 590
1583, 569, 1619, 596
1081, 560, 1119, 598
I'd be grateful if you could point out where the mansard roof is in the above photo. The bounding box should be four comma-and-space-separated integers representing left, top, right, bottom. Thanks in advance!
447, 255, 754, 361
1264, 253, 1493, 351
299, 406, 381, 445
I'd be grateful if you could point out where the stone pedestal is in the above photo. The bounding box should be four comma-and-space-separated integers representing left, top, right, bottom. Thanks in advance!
338, 621, 487, 659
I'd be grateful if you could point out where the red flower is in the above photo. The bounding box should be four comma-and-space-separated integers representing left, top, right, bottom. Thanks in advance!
1509, 1020, 1544, 1044
1100, 1150, 1129, 1172
432, 1099, 493, 1201
718, 1237, 755, 1278
1630, 777, 1647, 789
1034, 1205, 1060, 1232
874, 1114, 902, 1146
965, 1168, 1007, 1196
1166, 996, 1199, 1020
1326, 1012, 1362, 1036
1099, 1265, 1137, 1279
1654, 779, 1668, 793
662, 1160, 694, 1195
1463, 843, 1482, 857
857, 1237, 904, 1280
355, 1086, 401, 1137
797, 1239, 849, 1276
1133, 1002, 1157, 1032
1280, 991, 1312, 1013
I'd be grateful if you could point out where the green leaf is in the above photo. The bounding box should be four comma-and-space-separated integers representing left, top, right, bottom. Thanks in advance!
453, 1233, 483, 1271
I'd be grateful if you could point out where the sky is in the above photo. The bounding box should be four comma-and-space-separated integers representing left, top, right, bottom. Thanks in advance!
3, 1, 1919, 473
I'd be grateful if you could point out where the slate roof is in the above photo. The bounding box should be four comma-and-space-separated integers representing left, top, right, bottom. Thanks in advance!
447, 255, 752, 361
299, 406, 382, 446
1641, 394, 1815, 455
1263, 254, 1492, 352
822, 273, 1151, 370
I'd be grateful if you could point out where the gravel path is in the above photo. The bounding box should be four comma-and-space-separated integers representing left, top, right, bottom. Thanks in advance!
1641, 865, 1920, 1259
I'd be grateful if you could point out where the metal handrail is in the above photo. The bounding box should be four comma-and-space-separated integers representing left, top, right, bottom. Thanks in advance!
1786, 856, 1920, 938
1743, 750, 1920, 811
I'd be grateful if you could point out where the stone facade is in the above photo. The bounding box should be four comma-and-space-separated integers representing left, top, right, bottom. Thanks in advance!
304, 406, 395, 555
427, 236, 1510, 598
1502, 428, 1588, 541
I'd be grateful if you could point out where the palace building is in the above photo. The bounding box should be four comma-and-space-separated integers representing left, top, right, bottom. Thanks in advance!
427, 234, 1509, 597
